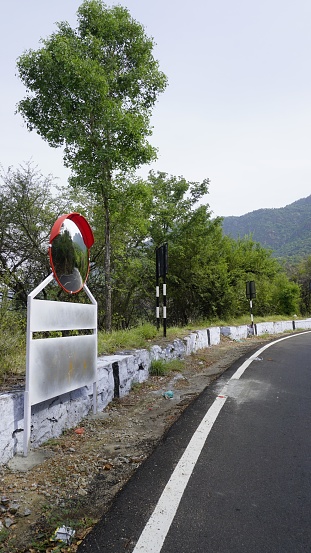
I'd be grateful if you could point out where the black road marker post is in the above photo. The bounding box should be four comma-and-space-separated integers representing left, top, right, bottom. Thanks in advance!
156, 243, 168, 337
246, 280, 256, 334
163, 271, 167, 338
112, 361, 120, 398
156, 271, 160, 331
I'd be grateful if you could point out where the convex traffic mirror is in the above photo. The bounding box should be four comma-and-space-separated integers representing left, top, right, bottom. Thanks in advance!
49, 213, 94, 294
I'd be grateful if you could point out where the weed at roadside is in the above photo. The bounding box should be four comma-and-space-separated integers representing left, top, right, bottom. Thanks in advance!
150, 358, 184, 376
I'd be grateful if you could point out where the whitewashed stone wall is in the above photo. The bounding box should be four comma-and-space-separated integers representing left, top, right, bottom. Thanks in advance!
273, 321, 293, 333
220, 325, 248, 340
0, 321, 310, 465
208, 327, 221, 346
255, 321, 276, 335
294, 319, 311, 330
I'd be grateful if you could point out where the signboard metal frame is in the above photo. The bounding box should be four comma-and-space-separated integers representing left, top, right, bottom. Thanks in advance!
23, 275, 97, 456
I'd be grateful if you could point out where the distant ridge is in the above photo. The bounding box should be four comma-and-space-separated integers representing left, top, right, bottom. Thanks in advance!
222, 195, 311, 258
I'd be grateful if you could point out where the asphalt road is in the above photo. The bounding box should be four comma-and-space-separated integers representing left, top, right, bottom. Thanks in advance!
78, 331, 311, 553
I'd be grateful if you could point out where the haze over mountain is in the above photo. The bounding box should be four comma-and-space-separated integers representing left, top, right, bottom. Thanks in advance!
222, 195, 311, 259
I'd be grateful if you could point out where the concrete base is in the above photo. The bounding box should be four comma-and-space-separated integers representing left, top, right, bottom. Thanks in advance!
7, 449, 54, 472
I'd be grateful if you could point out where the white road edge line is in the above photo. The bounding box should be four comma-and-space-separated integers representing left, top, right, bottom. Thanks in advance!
132, 395, 226, 553
132, 331, 311, 553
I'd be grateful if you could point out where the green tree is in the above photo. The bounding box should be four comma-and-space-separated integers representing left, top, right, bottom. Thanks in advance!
0, 163, 70, 308
222, 235, 302, 318
86, 174, 153, 328
223, 235, 281, 315
147, 171, 210, 246
145, 172, 233, 324
166, 208, 230, 324
270, 274, 300, 316
17, 0, 167, 331
286, 255, 311, 315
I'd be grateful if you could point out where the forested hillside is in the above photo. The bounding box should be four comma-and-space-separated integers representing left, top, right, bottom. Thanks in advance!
222, 195, 311, 258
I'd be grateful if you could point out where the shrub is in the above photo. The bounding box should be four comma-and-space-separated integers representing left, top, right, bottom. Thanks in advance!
0, 308, 26, 383
149, 359, 168, 376
150, 358, 184, 376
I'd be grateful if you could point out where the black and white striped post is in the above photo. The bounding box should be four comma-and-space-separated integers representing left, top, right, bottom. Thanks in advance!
156, 276, 160, 331
163, 272, 167, 338
156, 243, 168, 337
246, 280, 256, 333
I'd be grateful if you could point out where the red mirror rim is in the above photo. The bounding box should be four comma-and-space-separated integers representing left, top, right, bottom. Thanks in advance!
49, 212, 94, 248
49, 213, 94, 293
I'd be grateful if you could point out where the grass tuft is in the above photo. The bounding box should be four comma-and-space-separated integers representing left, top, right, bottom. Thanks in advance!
149, 358, 184, 376
97, 323, 161, 355
149, 359, 168, 376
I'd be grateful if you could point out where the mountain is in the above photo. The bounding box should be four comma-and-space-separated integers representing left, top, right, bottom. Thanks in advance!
222, 195, 311, 258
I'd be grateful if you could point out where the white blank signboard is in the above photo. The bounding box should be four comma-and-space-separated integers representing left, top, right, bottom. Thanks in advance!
29, 334, 97, 405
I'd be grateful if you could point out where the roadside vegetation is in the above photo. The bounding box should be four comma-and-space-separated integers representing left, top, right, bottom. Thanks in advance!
1, 314, 305, 388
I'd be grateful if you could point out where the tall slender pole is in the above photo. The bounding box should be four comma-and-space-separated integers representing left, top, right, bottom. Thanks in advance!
246, 280, 256, 334
156, 247, 160, 331
155, 244, 168, 336
163, 274, 167, 337
249, 299, 253, 327
156, 276, 160, 331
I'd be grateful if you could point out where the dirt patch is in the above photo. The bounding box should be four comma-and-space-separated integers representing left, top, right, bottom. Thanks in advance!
0, 335, 271, 552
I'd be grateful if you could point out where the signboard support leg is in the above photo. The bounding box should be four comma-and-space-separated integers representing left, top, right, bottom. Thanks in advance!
84, 284, 98, 415
23, 390, 31, 457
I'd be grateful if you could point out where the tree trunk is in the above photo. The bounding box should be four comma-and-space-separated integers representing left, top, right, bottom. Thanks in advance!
104, 195, 112, 332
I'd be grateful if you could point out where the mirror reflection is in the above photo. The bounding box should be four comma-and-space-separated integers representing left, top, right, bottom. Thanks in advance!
50, 219, 89, 293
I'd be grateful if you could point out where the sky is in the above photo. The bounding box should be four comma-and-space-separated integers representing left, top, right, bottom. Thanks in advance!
1, 0, 310, 217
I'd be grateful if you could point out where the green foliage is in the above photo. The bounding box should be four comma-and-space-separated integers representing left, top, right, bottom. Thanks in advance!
17, 1, 167, 180
146, 171, 227, 324
150, 358, 185, 376
97, 323, 160, 354
0, 160, 301, 337
270, 274, 301, 316
17, 0, 167, 331
145, 173, 299, 323
166, 359, 184, 372
0, 305, 26, 381
77, 170, 304, 326
149, 359, 168, 376
288, 255, 311, 315
12, 1, 306, 333
87, 174, 154, 329
221, 235, 284, 317
0, 163, 71, 308
147, 171, 210, 246
0, 528, 9, 544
